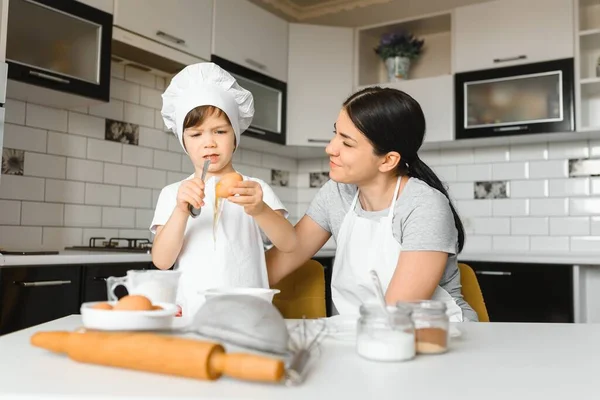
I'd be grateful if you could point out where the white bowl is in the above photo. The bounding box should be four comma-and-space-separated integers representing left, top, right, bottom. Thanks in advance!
80, 301, 179, 331
200, 288, 281, 303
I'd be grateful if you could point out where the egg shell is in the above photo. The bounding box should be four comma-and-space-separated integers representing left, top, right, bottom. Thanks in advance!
215, 172, 243, 198
92, 302, 113, 310
113, 295, 153, 311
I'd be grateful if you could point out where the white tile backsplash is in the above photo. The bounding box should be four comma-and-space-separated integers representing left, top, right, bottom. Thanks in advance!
0, 226, 42, 249
102, 207, 135, 228
571, 236, 600, 252
529, 160, 568, 179
154, 150, 182, 172
457, 164, 492, 181
64, 204, 102, 227
456, 199, 492, 217
167, 134, 184, 153
87, 138, 123, 163
124, 103, 154, 128
85, 183, 120, 206
569, 198, 600, 216
253, 167, 271, 183
530, 198, 569, 216
548, 178, 590, 197
530, 236, 570, 252
68, 112, 104, 139
45, 179, 85, 204
47, 131, 87, 158
125, 66, 156, 88
137, 168, 167, 189
474, 146, 509, 163
492, 199, 528, 216
139, 126, 168, 150
432, 165, 457, 182
135, 209, 154, 229
26, 103, 67, 132
0, 200, 21, 225
549, 217, 590, 236
167, 171, 189, 183
121, 187, 152, 208
472, 217, 510, 235
82, 228, 120, 245
67, 158, 103, 183
5, 99, 26, 125
122, 145, 154, 167
592, 217, 600, 235
23, 152, 66, 179
447, 182, 474, 200
438, 149, 474, 165
0, 175, 44, 201
548, 141, 589, 160
21, 201, 64, 226
493, 235, 529, 251
510, 179, 547, 198
509, 143, 548, 161
492, 162, 528, 180
241, 150, 262, 167
511, 217, 548, 235
88, 99, 124, 121
103, 163, 137, 186
111, 78, 140, 103
463, 235, 492, 252
42, 227, 83, 249
140, 86, 163, 109
4, 124, 47, 152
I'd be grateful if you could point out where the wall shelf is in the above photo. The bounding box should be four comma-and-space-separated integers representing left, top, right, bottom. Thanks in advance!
356, 12, 452, 88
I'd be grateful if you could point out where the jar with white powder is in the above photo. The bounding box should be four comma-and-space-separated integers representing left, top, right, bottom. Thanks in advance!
356, 303, 415, 362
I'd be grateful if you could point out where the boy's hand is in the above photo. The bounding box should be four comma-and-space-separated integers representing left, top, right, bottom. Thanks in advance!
176, 178, 205, 214
228, 181, 265, 216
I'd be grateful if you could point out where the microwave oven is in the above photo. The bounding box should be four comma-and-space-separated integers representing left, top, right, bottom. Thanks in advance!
211, 55, 287, 145
454, 58, 575, 139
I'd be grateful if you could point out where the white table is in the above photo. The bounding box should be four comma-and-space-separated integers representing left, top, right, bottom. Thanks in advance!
0, 315, 597, 399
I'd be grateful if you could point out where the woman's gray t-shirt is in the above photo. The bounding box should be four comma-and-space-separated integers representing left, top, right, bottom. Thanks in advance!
306, 177, 478, 322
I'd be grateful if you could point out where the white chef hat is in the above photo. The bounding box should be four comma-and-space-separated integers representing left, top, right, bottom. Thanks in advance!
161, 62, 254, 153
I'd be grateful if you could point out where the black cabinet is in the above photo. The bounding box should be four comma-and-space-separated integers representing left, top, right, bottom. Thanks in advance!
0, 265, 82, 335
464, 261, 574, 323
313, 256, 334, 317
81, 262, 151, 303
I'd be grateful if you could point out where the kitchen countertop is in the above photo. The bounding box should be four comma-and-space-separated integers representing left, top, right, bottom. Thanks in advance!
0, 315, 598, 399
0, 248, 338, 267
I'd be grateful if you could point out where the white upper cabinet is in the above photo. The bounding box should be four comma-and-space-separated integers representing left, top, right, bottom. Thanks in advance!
75, 0, 113, 14
383, 76, 454, 144
454, 0, 574, 73
114, 0, 212, 61
213, 0, 288, 82
287, 24, 354, 147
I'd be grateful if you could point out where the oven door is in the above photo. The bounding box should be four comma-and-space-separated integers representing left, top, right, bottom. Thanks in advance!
455, 58, 575, 139
212, 55, 287, 145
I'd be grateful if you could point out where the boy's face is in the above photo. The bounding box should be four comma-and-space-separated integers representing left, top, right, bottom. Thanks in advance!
183, 112, 236, 174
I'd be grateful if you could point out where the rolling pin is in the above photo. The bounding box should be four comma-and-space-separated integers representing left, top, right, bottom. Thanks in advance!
31, 330, 284, 383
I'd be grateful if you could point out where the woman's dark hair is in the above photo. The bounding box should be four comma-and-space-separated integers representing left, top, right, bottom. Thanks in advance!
343, 86, 465, 253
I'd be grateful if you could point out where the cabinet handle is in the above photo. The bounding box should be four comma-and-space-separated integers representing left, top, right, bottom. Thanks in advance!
29, 70, 70, 84
307, 139, 330, 144
247, 127, 267, 135
92, 276, 107, 282
475, 271, 512, 276
245, 58, 267, 71
15, 280, 72, 287
156, 31, 185, 45
493, 55, 527, 63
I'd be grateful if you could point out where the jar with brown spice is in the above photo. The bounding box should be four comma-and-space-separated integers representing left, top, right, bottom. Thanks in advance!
407, 300, 449, 355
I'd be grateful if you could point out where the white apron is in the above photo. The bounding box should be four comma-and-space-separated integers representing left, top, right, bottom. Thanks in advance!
175, 174, 268, 322
330, 177, 464, 322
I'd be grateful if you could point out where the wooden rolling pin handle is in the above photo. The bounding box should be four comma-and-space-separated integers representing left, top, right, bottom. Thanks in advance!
210, 352, 285, 383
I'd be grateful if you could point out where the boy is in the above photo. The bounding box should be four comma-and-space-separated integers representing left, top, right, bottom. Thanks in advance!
150, 63, 296, 318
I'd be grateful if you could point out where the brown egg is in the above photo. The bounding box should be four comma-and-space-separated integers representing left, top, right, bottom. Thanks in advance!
151, 305, 163, 311
113, 295, 153, 311
92, 302, 113, 310
215, 172, 243, 198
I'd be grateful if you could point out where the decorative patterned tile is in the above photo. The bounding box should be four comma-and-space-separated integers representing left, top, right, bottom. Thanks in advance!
1, 148, 24, 175
105, 119, 139, 145
309, 172, 329, 188
474, 181, 508, 199
271, 169, 290, 187
569, 158, 600, 177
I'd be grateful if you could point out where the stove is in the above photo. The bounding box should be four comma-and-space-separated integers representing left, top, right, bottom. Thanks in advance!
64, 237, 152, 253
0, 250, 60, 255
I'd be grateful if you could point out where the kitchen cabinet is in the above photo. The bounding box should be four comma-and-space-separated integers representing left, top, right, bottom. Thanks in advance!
382, 75, 454, 143
81, 262, 151, 303
212, 0, 288, 82
0, 265, 82, 335
287, 24, 354, 147
76, 0, 113, 14
454, 0, 574, 73
113, 0, 212, 61
464, 261, 574, 323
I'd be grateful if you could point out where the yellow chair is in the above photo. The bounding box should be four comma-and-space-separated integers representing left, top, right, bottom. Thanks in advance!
272, 259, 327, 319
458, 263, 490, 322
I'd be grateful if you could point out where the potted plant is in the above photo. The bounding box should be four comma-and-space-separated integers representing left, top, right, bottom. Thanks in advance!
374, 31, 425, 82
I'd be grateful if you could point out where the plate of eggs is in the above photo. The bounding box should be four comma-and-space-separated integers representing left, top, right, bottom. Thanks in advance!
80, 295, 179, 331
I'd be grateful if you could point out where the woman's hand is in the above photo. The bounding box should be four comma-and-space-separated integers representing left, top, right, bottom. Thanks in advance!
176, 178, 205, 214
228, 181, 266, 216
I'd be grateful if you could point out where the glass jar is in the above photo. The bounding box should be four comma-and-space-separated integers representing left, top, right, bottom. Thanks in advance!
407, 300, 449, 355
356, 303, 415, 362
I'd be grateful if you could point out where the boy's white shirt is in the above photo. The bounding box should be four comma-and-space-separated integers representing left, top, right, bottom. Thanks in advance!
150, 172, 288, 319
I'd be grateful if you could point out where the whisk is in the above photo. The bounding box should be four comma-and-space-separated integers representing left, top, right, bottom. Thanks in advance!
285, 317, 327, 386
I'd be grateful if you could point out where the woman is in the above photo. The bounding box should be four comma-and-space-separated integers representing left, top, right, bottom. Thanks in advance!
266, 86, 478, 321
